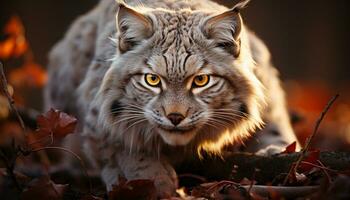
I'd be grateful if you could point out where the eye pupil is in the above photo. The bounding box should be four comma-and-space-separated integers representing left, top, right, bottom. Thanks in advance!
193, 75, 209, 87
145, 74, 161, 87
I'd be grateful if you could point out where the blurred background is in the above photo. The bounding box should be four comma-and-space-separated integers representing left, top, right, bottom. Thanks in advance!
0, 0, 349, 150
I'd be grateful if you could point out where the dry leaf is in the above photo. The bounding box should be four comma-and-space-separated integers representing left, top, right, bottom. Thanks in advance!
27, 109, 77, 149
36, 108, 77, 139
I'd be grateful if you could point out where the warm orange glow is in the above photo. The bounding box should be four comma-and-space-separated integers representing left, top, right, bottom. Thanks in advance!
9, 62, 47, 88
286, 81, 350, 146
0, 16, 28, 59
4, 16, 24, 35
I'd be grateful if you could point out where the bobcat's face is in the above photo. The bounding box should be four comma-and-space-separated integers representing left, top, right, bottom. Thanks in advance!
99, 4, 265, 150
141, 57, 241, 146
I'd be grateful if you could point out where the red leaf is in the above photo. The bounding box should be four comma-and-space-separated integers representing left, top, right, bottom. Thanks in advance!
299, 150, 320, 173
108, 179, 157, 200
35, 109, 77, 140
26, 130, 51, 149
21, 177, 67, 200
281, 141, 297, 154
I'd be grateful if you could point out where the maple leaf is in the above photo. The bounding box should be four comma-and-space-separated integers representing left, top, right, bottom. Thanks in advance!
108, 178, 157, 200
281, 141, 297, 154
36, 108, 77, 139
27, 109, 77, 149
21, 177, 67, 200
26, 129, 51, 149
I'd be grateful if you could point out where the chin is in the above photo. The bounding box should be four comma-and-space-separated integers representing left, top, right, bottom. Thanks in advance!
158, 129, 197, 146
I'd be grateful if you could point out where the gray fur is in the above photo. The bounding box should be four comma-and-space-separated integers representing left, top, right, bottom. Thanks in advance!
45, 0, 299, 197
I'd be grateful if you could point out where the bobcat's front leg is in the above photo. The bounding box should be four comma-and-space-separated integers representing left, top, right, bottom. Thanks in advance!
102, 152, 178, 198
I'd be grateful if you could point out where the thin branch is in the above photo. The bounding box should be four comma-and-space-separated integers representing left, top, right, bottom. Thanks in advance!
31, 146, 93, 194
0, 62, 27, 136
304, 94, 339, 152
283, 94, 339, 185
247, 169, 258, 194
300, 161, 337, 173
316, 160, 332, 183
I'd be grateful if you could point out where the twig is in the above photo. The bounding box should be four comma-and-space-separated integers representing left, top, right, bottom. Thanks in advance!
316, 160, 332, 183
0, 62, 27, 136
300, 161, 337, 173
283, 94, 339, 185
247, 169, 258, 194
32, 146, 93, 194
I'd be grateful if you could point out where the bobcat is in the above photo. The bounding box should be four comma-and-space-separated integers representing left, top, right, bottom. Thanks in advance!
45, 0, 299, 197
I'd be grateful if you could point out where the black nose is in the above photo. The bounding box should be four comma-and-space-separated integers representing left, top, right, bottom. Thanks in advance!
167, 113, 185, 126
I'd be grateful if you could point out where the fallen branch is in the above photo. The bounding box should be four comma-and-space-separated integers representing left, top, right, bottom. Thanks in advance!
244, 185, 319, 198
177, 151, 350, 184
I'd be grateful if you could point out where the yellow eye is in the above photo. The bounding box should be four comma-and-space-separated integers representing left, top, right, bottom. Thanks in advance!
145, 74, 161, 86
193, 75, 210, 87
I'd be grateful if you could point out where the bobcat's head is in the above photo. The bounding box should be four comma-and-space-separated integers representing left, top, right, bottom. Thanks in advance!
97, 0, 265, 153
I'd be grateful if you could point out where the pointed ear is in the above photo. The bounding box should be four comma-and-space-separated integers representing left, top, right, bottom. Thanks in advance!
202, 0, 250, 57
117, 4, 153, 53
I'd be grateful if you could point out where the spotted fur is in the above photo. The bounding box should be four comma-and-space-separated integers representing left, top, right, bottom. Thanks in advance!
45, 0, 299, 196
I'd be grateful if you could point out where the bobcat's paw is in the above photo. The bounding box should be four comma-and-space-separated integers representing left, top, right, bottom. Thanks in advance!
255, 144, 284, 156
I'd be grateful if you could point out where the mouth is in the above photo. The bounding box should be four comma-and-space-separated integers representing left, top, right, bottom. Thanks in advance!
159, 125, 196, 134
157, 126, 198, 146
